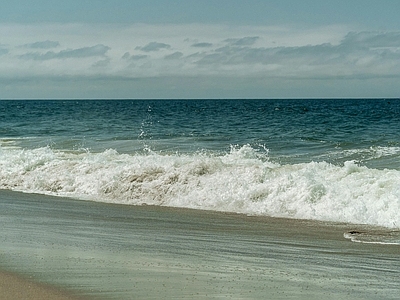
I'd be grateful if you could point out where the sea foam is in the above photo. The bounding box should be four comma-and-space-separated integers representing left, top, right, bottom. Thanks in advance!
1, 145, 399, 229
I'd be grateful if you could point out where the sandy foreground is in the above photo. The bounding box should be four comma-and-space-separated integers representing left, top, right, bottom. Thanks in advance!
1, 189, 400, 299
0, 271, 88, 300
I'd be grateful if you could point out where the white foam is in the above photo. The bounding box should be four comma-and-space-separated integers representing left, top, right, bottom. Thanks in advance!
1, 145, 400, 229
344, 231, 400, 245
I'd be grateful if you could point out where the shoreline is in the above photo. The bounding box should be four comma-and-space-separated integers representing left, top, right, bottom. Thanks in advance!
1, 189, 399, 299
0, 270, 90, 300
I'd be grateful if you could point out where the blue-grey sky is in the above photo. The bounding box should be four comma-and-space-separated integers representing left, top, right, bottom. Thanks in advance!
1, 0, 400, 99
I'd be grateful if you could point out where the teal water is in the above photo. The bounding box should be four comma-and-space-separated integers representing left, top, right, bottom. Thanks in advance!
1, 99, 400, 167
1, 99, 400, 232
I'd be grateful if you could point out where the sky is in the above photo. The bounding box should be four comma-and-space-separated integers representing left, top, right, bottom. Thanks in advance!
1, 0, 400, 99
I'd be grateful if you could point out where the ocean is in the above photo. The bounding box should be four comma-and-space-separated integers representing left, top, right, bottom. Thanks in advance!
1, 99, 400, 299
1, 99, 400, 231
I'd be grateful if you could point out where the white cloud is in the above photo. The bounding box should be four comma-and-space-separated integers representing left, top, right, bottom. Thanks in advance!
341, 31, 400, 48
22, 40, 60, 49
122, 52, 148, 61
164, 51, 183, 60
191, 42, 213, 48
19, 44, 110, 60
135, 42, 171, 52
1, 22, 400, 98
92, 58, 110, 68
224, 36, 259, 46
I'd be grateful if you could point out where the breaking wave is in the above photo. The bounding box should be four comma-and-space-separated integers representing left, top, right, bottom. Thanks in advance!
1, 144, 400, 229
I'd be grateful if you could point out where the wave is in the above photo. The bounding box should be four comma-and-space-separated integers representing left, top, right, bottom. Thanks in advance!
1, 145, 399, 229
344, 230, 400, 245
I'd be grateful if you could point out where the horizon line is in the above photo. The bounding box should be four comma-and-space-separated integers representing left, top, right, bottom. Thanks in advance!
1, 97, 399, 101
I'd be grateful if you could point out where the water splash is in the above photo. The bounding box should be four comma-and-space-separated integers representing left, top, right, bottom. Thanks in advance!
1, 144, 400, 229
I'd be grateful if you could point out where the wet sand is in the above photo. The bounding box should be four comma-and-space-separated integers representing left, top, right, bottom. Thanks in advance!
1, 190, 399, 299
0, 271, 86, 300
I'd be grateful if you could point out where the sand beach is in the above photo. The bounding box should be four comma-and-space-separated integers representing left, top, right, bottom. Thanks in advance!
1, 189, 399, 299
0, 270, 89, 300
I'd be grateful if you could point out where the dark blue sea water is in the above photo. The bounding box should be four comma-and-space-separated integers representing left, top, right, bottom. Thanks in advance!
1, 99, 400, 231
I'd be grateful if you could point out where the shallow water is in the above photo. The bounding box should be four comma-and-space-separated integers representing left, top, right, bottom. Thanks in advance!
1, 190, 399, 299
